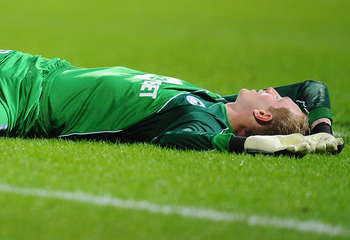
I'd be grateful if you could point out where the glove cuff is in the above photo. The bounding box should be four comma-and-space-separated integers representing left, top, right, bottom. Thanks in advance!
311, 122, 332, 135
229, 136, 247, 153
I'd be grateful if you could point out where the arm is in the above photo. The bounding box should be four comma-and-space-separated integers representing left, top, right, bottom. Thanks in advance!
153, 115, 343, 155
156, 128, 247, 153
274, 80, 333, 134
151, 109, 246, 152
257, 80, 343, 153
156, 128, 340, 155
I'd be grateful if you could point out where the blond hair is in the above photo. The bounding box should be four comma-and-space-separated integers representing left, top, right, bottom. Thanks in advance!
246, 107, 309, 136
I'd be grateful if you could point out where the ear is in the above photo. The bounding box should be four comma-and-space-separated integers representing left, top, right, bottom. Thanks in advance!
253, 109, 273, 123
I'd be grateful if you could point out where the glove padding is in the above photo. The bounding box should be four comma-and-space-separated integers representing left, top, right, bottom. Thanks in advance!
244, 132, 344, 155
244, 133, 311, 155
304, 132, 344, 154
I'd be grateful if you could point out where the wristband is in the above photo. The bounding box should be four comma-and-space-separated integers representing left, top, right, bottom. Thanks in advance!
310, 122, 332, 135
229, 136, 247, 153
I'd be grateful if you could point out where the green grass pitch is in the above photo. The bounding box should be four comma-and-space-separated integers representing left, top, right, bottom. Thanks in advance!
0, 0, 349, 239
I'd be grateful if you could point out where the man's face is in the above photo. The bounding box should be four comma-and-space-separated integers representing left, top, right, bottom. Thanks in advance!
235, 87, 303, 116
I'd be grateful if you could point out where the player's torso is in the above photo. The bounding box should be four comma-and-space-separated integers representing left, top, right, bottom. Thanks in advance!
48, 66, 224, 137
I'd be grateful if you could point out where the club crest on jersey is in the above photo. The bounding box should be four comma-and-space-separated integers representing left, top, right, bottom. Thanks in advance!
186, 96, 205, 107
0, 50, 13, 54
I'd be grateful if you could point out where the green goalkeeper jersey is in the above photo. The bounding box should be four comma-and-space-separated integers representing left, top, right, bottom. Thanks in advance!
47, 63, 235, 151
0, 50, 236, 150
0, 50, 334, 152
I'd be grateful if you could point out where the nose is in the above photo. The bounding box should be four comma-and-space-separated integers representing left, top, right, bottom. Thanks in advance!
266, 87, 274, 93
266, 87, 280, 96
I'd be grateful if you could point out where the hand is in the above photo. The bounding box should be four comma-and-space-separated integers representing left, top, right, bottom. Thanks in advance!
305, 133, 344, 154
244, 133, 311, 155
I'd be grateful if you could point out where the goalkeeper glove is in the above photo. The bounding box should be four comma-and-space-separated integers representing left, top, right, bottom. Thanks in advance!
304, 132, 344, 154
244, 132, 344, 155
244, 133, 311, 155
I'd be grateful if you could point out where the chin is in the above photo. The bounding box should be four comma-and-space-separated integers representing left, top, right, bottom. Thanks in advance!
237, 88, 251, 99
237, 88, 248, 97
239, 88, 250, 93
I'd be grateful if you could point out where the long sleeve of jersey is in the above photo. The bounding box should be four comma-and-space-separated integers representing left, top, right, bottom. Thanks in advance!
222, 80, 333, 127
110, 93, 238, 152
155, 122, 222, 151
153, 113, 245, 152
274, 80, 332, 125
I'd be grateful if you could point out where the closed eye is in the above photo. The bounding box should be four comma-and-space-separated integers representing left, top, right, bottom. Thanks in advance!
279, 96, 292, 102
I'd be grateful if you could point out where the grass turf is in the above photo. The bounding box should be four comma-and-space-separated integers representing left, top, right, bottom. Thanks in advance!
0, 0, 350, 239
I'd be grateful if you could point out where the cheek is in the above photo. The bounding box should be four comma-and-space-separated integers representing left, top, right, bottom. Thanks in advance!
259, 95, 275, 106
290, 104, 303, 115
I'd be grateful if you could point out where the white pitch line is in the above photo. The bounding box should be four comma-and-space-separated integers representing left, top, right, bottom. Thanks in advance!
0, 184, 349, 237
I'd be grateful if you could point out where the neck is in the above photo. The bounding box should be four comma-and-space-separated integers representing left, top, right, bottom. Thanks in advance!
225, 103, 250, 136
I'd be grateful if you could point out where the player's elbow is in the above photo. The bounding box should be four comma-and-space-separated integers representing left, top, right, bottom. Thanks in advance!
303, 80, 329, 91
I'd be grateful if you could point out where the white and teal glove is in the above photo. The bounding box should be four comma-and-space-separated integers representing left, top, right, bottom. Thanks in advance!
244, 133, 344, 155
305, 132, 344, 154
244, 133, 311, 155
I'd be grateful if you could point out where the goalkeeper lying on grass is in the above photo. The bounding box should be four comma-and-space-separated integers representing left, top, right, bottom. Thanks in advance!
0, 50, 344, 155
